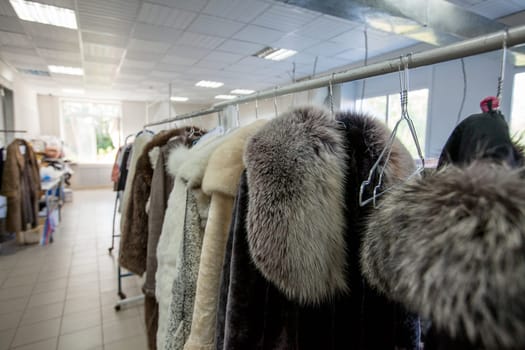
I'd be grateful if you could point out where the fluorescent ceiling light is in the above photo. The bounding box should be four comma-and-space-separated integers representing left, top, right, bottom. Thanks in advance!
231, 89, 255, 95
48, 65, 84, 75
170, 96, 188, 102
254, 47, 297, 61
62, 88, 84, 94
195, 80, 224, 88
10, 0, 78, 29
215, 95, 237, 100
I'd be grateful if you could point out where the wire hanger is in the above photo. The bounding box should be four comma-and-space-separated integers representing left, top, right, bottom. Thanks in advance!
359, 54, 425, 208
329, 73, 335, 118
497, 29, 508, 103
255, 93, 259, 120
273, 88, 278, 117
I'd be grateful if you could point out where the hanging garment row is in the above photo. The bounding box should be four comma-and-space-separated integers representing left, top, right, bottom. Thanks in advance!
117, 104, 525, 350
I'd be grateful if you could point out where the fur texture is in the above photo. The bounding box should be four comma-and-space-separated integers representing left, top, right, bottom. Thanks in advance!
245, 107, 349, 305
361, 162, 525, 349
119, 128, 201, 275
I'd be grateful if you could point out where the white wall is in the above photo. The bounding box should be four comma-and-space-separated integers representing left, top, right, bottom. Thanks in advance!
38, 95, 61, 136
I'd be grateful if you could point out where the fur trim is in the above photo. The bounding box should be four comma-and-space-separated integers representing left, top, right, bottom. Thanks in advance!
178, 136, 225, 189
244, 107, 349, 305
149, 146, 160, 170
202, 120, 267, 197
167, 146, 192, 178
361, 162, 525, 348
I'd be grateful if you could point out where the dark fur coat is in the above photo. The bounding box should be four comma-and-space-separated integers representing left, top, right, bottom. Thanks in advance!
215, 107, 420, 349
119, 127, 204, 275
362, 111, 525, 350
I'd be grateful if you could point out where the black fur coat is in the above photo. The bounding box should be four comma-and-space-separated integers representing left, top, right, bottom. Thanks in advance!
361, 111, 525, 350
215, 107, 420, 350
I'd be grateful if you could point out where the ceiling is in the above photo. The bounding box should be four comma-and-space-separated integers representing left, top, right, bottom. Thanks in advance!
0, 0, 523, 103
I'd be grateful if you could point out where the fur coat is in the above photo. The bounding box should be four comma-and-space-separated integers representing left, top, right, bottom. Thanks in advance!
362, 111, 525, 350
120, 132, 153, 233
184, 120, 267, 350
119, 127, 201, 275
215, 107, 420, 350
1, 139, 41, 242
156, 136, 224, 350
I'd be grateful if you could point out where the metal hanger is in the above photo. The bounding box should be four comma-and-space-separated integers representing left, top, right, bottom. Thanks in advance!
255, 93, 259, 120
359, 54, 425, 208
273, 88, 278, 117
329, 73, 335, 118
496, 29, 508, 103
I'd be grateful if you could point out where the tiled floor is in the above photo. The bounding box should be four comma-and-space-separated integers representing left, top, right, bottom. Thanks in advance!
0, 189, 147, 350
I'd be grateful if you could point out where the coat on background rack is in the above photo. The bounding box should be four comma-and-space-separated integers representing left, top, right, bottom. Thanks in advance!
216, 107, 420, 350
184, 120, 267, 350
1, 139, 41, 244
361, 110, 525, 349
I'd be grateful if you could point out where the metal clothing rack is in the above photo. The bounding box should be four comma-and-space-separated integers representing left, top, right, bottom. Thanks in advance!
144, 25, 525, 128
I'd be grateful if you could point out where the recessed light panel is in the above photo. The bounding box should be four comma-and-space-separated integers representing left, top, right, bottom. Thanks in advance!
196, 80, 224, 88
231, 89, 255, 95
254, 47, 297, 61
215, 95, 237, 100
170, 96, 189, 102
10, 0, 78, 29
49, 65, 84, 75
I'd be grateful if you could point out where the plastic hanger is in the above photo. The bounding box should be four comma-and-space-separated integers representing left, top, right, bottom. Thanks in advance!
359, 55, 425, 208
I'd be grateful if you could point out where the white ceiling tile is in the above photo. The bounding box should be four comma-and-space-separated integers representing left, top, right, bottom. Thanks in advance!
84, 56, 121, 64
168, 45, 210, 60
44, 56, 81, 67
335, 49, 365, 62
125, 49, 161, 61
155, 62, 190, 72
84, 62, 118, 74
2, 51, 45, 65
77, 0, 140, 21
23, 22, 78, 43
118, 71, 147, 80
128, 39, 171, 54
83, 43, 124, 59
38, 48, 81, 63
187, 14, 245, 38
149, 70, 180, 80
0, 15, 25, 33
35, 0, 75, 9
138, 3, 197, 29
0, 1, 16, 16
194, 59, 229, 70
202, 0, 270, 23
292, 15, 360, 40
34, 38, 79, 52
82, 32, 128, 48
233, 25, 285, 45
132, 23, 182, 43
469, 0, 522, 19
161, 55, 197, 65
0, 31, 32, 47
217, 39, 265, 55
252, 3, 320, 32
79, 14, 133, 37
52, 75, 84, 83
175, 32, 225, 50
146, 0, 208, 12
272, 33, 319, 51
202, 50, 243, 63
121, 59, 156, 70
286, 52, 318, 65
303, 41, 348, 56
1, 46, 37, 56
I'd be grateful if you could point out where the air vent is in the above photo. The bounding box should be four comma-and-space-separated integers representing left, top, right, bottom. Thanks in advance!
17, 68, 51, 77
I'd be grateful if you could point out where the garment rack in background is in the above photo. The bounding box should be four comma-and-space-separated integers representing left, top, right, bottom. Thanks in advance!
144, 25, 525, 128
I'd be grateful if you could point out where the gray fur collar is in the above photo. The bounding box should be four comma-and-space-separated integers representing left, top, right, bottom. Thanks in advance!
244, 106, 413, 305
361, 162, 525, 348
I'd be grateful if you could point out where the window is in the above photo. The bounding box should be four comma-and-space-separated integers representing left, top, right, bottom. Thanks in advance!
61, 100, 122, 163
356, 88, 429, 158
511, 72, 525, 143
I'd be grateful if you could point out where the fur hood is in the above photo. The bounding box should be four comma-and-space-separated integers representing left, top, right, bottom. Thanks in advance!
167, 145, 191, 178
244, 106, 413, 305
202, 120, 267, 197
361, 162, 525, 349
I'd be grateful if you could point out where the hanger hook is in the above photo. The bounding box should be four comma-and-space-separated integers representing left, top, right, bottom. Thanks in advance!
329, 73, 335, 118
273, 88, 278, 117
497, 29, 508, 102
255, 94, 259, 120
235, 104, 240, 127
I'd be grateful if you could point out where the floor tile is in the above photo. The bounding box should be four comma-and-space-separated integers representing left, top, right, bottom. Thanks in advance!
11, 317, 60, 347
104, 334, 148, 350
0, 328, 16, 350
57, 325, 102, 350
102, 315, 144, 344
64, 296, 100, 315
20, 302, 64, 326
60, 309, 101, 335
0, 297, 28, 314
27, 289, 66, 308
33, 278, 68, 294
0, 311, 22, 331
101, 304, 140, 324
0, 285, 33, 301
10, 337, 57, 350
1, 273, 38, 288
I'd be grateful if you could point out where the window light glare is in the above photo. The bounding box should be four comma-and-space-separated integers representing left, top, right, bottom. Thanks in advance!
215, 95, 237, 100
10, 0, 78, 29
62, 88, 84, 94
195, 80, 224, 88
48, 65, 84, 76
170, 96, 189, 102
230, 89, 255, 95
254, 47, 297, 61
